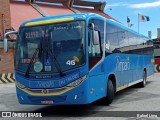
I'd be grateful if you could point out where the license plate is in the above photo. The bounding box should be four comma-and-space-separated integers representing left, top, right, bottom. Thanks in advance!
41, 100, 54, 104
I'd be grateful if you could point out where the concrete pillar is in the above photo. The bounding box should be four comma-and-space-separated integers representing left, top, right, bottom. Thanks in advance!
0, 0, 11, 39
157, 28, 160, 38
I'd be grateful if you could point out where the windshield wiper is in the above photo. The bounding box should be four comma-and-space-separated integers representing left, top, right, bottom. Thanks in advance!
45, 29, 65, 77
25, 48, 39, 78
25, 33, 65, 77
25, 37, 43, 78
46, 47, 65, 77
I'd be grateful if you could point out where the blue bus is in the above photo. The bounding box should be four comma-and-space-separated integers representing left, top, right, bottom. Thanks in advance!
4, 13, 154, 105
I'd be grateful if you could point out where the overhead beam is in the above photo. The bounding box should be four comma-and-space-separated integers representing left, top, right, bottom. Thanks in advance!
34, 0, 106, 11
30, 3, 49, 17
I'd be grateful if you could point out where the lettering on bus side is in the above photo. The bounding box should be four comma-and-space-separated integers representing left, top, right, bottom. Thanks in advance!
37, 81, 54, 88
116, 56, 130, 71
59, 73, 79, 86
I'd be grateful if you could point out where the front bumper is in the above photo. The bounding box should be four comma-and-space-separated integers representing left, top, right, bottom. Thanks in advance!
16, 79, 90, 105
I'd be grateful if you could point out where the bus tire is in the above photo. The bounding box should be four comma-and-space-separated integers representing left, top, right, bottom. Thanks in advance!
156, 64, 160, 72
139, 71, 147, 87
104, 79, 114, 105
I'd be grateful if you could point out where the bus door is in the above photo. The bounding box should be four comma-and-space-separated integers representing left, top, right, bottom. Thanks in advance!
88, 18, 106, 98
88, 19, 104, 73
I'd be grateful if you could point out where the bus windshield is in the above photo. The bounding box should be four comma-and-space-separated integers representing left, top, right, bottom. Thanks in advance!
15, 21, 85, 74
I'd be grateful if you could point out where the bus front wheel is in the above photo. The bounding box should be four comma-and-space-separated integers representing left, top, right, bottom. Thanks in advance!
103, 79, 114, 105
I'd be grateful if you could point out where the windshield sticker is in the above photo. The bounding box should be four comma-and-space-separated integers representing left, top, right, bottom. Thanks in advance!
44, 59, 51, 71
21, 58, 38, 63
73, 56, 80, 62
34, 61, 43, 72
66, 60, 75, 66
45, 66, 51, 71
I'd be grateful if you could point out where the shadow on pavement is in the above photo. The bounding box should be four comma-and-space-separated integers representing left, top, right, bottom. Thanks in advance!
34, 105, 99, 117
32, 81, 155, 117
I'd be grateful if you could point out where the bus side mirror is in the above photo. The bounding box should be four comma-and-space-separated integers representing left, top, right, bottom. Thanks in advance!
89, 23, 100, 45
93, 30, 100, 45
4, 37, 8, 52
4, 31, 18, 53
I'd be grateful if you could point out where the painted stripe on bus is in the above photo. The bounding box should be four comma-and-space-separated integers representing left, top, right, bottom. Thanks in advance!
116, 76, 153, 92
128, 79, 143, 87
25, 17, 74, 27
117, 85, 128, 92
117, 79, 143, 92
17, 86, 73, 96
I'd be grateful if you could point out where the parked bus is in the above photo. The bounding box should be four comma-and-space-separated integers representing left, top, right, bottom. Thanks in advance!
4, 13, 154, 105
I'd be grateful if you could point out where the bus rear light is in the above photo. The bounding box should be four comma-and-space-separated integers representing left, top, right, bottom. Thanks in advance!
66, 75, 87, 87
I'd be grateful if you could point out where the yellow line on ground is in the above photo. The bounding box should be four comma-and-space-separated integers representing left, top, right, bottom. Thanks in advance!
2, 74, 9, 83
7, 73, 15, 83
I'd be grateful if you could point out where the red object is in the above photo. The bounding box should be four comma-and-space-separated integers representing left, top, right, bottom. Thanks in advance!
155, 58, 160, 64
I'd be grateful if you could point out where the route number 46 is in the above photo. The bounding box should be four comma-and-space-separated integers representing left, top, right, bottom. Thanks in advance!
66, 60, 75, 66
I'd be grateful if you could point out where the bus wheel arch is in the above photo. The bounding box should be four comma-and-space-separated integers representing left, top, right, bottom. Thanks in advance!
102, 74, 116, 105
108, 74, 116, 94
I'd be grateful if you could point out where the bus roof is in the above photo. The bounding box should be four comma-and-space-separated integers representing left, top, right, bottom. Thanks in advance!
21, 13, 150, 40
21, 13, 89, 27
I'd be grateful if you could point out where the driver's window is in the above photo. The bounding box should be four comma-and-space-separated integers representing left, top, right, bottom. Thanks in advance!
88, 19, 104, 70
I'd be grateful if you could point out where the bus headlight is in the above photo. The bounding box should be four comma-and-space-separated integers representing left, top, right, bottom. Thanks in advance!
16, 81, 26, 89
66, 75, 87, 87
